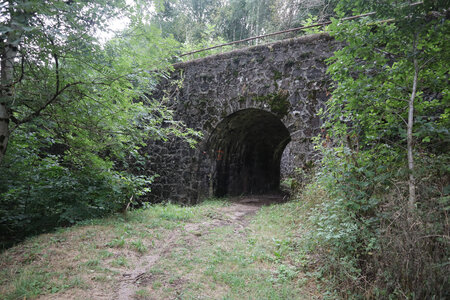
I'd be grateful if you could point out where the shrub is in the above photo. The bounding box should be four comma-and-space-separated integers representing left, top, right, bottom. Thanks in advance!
0, 132, 154, 248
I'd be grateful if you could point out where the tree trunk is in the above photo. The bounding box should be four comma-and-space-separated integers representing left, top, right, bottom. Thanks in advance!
0, 103, 9, 163
407, 53, 419, 212
0, 7, 21, 164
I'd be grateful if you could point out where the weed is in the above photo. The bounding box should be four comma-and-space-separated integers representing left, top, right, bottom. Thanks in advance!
49, 236, 67, 244
131, 239, 148, 254
0, 198, 324, 299
5, 268, 49, 300
154, 204, 194, 222
152, 281, 162, 289
136, 199, 315, 299
148, 266, 164, 275
106, 236, 126, 248
98, 249, 114, 259
135, 288, 151, 299
270, 264, 299, 283
111, 256, 128, 267
83, 259, 100, 268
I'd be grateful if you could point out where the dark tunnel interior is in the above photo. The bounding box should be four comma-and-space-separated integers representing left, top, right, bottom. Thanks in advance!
207, 109, 291, 197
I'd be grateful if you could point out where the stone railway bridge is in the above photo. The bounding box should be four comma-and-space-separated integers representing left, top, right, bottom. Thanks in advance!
144, 33, 340, 203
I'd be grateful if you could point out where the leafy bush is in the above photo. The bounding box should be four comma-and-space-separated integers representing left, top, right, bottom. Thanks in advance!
301, 1, 449, 297
300, 150, 448, 297
301, 146, 383, 293
0, 3, 199, 249
0, 131, 155, 248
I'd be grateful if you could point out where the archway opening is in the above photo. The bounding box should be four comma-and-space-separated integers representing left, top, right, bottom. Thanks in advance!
207, 109, 291, 197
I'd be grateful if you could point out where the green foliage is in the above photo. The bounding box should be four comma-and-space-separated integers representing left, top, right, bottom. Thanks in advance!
135, 288, 151, 299
152, 0, 223, 45
131, 239, 148, 253
301, 15, 323, 34
180, 24, 234, 60
111, 255, 129, 267
302, 1, 449, 297
151, 0, 339, 55
107, 237, 126, 248
0, 1, 200, 248
0, 129, 156, 244
270, 264, 299, 283
144, 203, 196, 222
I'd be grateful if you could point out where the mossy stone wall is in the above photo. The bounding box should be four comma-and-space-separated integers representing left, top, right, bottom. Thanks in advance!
144, 33, 340, 203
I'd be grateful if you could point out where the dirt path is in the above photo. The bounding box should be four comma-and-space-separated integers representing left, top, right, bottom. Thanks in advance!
115, 194, 285, 299
2, 194, 303, 300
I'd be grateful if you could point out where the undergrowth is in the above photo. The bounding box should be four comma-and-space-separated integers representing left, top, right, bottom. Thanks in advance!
294, 163, 449, 299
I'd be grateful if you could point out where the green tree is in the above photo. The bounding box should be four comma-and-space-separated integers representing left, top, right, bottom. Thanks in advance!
0, 0, 127, 163
270, 0, 337, 30
308, 0, 449, 296
0, 0, 198, 246
325, 0, 449, 210
150, 0, 339, 53
152, 0, 224, 44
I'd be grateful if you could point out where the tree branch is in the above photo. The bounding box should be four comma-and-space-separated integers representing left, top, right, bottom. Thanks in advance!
12, 81, 83, 128
54, 53, 60, 94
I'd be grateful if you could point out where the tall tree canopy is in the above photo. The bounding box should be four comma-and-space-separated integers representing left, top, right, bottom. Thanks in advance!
1, 0, 125, 162
325, 0, 449, 208
0, 0, 198, 245
151, 0, 338, 49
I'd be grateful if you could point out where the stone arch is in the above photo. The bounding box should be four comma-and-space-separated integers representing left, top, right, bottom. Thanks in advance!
206, 108, 291, 197
142, 33, 339, 203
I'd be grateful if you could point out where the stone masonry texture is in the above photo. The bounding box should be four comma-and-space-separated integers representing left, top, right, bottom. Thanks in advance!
143, 33, 340, 204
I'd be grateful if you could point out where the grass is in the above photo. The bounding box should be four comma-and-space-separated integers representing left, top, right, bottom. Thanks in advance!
106, 236, 126, 248
138, 200, 322, 299
0, 197, 324, 299
111, 256, 129, 267
135, 288, 151, 299
0, 198, 230, 299
131, 239, 148, 253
